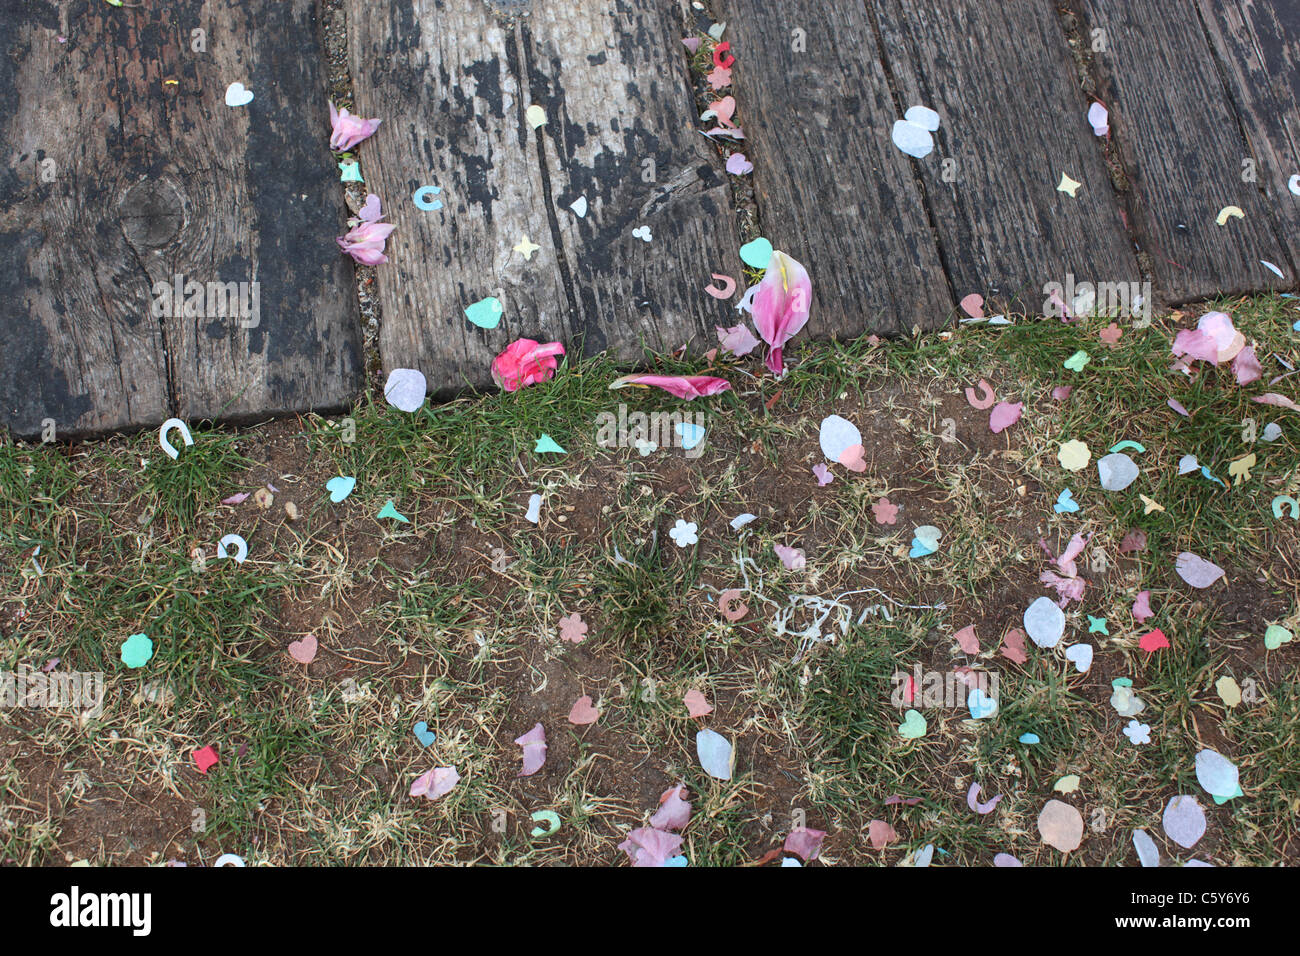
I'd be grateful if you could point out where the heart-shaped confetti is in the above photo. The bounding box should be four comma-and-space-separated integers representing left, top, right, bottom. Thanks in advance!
224, 82, 254, 107
464, 296, 504, 329
1064, 643, 1093, 672
739, 237, 773, 269
898, 709, 927, 739
326, 476, 355, 502
909, 525, 941, 558
1054, 489, 1079, 513
413, 721, 436, 747
287, 633, 318, 664
568, 695, 600, 725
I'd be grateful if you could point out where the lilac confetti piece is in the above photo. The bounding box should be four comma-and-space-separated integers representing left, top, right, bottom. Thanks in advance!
993, 853, 1022, 867
1167, 399, 1190, 417
1162, 795, 1206, 849
966, 782, 1003, 814
222, 492, 251, 505
1176, 552, 1225, 589
725, 152, 754, 175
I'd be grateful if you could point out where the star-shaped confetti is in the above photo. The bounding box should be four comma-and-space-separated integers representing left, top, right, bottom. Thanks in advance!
514, 236, 540, 260
1057, 172, 1081, 197
1087, 615, 1109, 635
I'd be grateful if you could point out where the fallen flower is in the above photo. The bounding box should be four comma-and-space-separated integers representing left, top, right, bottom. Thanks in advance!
493, 339, 565, 391
716, 323, 760, 356
751, 250, 812, 375
619, 827, 683, 867
329, 102, 382, 151
336, 215, 396, 265
609, 373, 731, 400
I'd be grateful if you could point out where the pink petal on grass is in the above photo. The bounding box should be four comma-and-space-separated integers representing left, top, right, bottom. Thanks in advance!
222, 492, 251, 505
568, 695, 599, 725
1176, 552, 1225, 589
989, 401, 1023, 434
619, 827, 684, 867
514, 722, 547, 776
774, 543, 806, 570
1168, 399, 1190, 417
1055, 532, 1091, 578
868, 820, 898, 848
650, 784, 692, 831
1132, 589, 1154, 622
608, 374, 731, 400
1119, 529, 1147, 553
493, 339, 565, 392
784, 827, 826, 861
1253, 392, 1300, 412
683, 688, 713, 717
1231, 346, 1261, 384
954, 625, 980, 654
1052, 385, 1074, 401
1001, 628, 1029, 664
410, 766, 459, 800
751, 251, 812, 375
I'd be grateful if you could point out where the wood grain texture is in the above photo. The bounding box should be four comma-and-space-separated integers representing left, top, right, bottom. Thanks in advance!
716, 0, 953, 334
347, 0, 741, 393
1076, 0, 1294, 300
874, 0, 1139, 311
0, 0, 362, 440
1196, 0, 1300, 272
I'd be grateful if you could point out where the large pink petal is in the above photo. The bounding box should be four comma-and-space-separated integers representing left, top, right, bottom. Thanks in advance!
608, 374, 731, 399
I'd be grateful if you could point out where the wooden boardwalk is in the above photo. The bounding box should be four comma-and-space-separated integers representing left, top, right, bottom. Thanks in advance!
3, 0, 1297, 438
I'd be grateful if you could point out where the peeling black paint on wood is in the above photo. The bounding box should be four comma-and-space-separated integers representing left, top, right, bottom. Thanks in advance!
346, 0, 742, 393
0, 0, 362, 439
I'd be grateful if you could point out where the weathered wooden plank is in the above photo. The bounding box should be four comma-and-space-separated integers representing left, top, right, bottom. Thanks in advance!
1196, 0, 1300, 270
0, 0, 363, 440
1076, 0, 1295, 300
873, 0, 1139, 312
715, 0, 953, 335
347, 0, 741, 392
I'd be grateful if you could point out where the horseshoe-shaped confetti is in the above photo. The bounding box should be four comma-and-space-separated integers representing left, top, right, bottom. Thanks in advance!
158, 418, 193, 460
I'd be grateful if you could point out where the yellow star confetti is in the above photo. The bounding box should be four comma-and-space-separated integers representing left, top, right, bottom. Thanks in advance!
514, 236, 540, 260
1057, 173, 1082, 197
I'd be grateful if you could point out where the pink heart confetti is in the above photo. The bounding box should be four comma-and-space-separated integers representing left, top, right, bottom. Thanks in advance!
287, 633, 318, 664
838, 443, 867, 472
959, 293, 985, 318
725, 152, 753, 175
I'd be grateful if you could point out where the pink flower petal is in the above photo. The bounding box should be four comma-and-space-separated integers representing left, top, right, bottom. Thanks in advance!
619, 827, 683, 866
867, 820, 898, 848
493, 339, 565, 392
954, 625, 980, 654
684, 688, 713, 717
608, 374, 731, 400
410, 766, 459, 800
751, 251, 811, 375
967, 782, 1003, 814
716, 324, 759, 356
1231, 346, 1262, 384
514, 722, 547, 776
650, 784, 692, 831
774, 543, 806, 570
989, 401, 1024, 434
783, 827, 826, 861
1132, 589, 1154, 622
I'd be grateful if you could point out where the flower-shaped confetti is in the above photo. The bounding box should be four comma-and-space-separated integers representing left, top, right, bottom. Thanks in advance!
1123, 720, 1152, 745
669, 519, 699, 548
558, 613, 588, 644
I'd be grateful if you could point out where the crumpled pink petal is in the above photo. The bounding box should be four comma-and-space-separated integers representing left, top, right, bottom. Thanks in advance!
608, 374, 731, 400
514, 722, 547, 777
329, 102, 382, 151
493, 339, 565, 392
649, 784, 692, 831
783, 827, 826, 861
1132, 589, 1154, 623
751, 251, 812, 375
336, 219, 396, 265
1231, 346, 1261, 384
1054, 532, 1091, 578
1172, 311, 1245, 365
618, 827, 684, 867
1040, 570, 1086, 606
716, 324, 760, 356
954, 625, 980, 654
